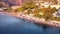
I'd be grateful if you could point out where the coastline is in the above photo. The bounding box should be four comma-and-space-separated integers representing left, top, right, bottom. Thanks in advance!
0, 12, 60, 28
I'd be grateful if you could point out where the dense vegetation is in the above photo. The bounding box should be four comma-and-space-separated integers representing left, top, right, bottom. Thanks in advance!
14, 0, 60, 21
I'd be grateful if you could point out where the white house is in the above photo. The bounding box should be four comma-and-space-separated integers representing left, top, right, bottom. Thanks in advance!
11, 6, 21, 10
57, 8, 60, 16
43, 5, 60, 9
53, 8, 60, 17
0, 8, 3, 11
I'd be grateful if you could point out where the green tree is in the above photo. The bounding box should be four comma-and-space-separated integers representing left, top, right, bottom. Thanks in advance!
40, 6, 56, 21
22, 0, 37, 9
52, 7, 56, 13
53, 0, 58, 4
33, 8, 41, 14
26, 9, 32, 14
15, 7, 25, 12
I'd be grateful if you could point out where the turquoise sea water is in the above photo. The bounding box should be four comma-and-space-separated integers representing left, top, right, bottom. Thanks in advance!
0, 14, 60, 34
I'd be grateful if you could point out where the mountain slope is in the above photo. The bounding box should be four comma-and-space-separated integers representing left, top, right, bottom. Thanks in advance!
0, 1, 10, 7
2, 0, 24, 6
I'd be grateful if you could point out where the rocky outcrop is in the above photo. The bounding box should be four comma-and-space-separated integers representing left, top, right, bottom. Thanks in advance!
2, 0, 24, 6
0, 1, 10, 7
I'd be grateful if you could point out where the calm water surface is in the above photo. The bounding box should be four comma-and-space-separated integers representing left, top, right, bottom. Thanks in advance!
0, 14, 60, 34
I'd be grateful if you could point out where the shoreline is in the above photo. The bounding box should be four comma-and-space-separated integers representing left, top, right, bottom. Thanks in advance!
0, 12, 60, 28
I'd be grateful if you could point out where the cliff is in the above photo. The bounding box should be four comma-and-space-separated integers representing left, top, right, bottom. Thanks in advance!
0, 1, 10, 7
2, 0, 24, 6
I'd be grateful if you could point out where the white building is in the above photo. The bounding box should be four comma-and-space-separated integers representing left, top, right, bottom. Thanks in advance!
43, 5, 60, 9
11, 6, 21, 10
57, 8, 60, 16
0, 8, 3, 11
41, 2, 53, 5
53, 8, 60, 17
